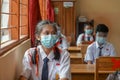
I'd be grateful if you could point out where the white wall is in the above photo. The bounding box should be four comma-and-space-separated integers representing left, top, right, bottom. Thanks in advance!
0, 39, 31, 80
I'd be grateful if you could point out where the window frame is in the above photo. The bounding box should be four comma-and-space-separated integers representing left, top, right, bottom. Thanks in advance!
0, 0, 29, 56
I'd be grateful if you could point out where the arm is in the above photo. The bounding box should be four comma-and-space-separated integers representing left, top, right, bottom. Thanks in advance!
76, 34, 83, 46
110, 44, 116, 56
60, 78, 69, 80
59, 51, 71, 80
87, 61, 92, 64
20, 49, 32, 80
84, 45, 94, 64
19, 76, 27, 80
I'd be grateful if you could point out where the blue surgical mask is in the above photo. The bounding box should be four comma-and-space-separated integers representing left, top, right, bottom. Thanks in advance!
41, 35, 58, 48
96, 36, 107, 44
85, 29, 93, 35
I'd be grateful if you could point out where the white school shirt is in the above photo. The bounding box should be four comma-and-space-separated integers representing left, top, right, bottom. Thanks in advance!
21, 45, 71, 80
76, 33, 94, 46
57, 34, 69, 50
84, 41, 116, 63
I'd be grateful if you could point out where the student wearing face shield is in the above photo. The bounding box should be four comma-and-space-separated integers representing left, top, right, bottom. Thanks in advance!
84, 24, 116, 64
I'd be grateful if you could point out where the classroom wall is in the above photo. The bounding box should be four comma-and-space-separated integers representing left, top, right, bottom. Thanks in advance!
0, 39, 31, 80
76, 0, 120, 56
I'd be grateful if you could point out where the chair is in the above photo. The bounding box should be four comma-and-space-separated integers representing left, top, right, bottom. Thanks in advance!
95, 57, 120, 80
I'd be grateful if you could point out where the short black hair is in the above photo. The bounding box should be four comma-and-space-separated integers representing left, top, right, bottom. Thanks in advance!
95, 24, 109, 33
84, 22, 93, 27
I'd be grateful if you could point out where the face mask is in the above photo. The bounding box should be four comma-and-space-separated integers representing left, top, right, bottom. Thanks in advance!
41, 35, 58, 48
96, 36, 107, 44
85, 29, 93, 35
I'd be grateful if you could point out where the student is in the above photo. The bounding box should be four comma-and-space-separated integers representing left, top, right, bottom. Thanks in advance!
55, 23, 69, 50
76, 22, 94, 46
84, 24, 116, 64
19, 20, 71, 80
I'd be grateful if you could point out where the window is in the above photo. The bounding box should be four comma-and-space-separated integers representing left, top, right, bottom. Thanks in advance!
0, 0, 29, 55
20, 0, 28, 38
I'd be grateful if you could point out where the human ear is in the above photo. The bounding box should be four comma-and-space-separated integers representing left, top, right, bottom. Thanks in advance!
35, 34, 40, 40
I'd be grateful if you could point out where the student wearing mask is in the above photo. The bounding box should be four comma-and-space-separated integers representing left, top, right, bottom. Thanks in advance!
19, 20, 71, 80
55, 23, 70, 50
84, 24, 116, 64
76, 22, 94, 46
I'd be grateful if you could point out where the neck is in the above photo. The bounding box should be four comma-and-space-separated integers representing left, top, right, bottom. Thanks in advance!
42, 45, 53, 55
86, 33, 91, 36
98, 43, 104, 47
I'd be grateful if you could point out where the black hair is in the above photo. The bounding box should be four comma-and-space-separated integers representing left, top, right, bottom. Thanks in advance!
84, 22, 94, 28
95, 24, 109, 33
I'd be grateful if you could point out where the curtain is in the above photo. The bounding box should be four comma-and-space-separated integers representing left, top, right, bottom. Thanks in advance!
29, 0, 41, 47
46, 0, 54, 22
39, 0, 47, 20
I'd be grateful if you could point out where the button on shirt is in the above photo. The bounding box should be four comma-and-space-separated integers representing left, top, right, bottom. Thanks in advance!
21, 45, 71, 80
76, 33, 94, 46
84, 42, 116, 63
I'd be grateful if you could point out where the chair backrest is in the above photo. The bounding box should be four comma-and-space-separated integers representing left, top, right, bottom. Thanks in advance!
95, 57, 120, 80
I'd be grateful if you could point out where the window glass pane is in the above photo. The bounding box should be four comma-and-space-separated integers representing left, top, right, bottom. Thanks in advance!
1, 29, 11, 43
1, 0, 10, 13
20, 0, 28, 38
1, 14, 9, 28
1, 0, 10, 43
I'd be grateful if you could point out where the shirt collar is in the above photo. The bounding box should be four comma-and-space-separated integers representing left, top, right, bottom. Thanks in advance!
37, 45, 54, 61
85, 33, 92, 37
95, 41, 107, 48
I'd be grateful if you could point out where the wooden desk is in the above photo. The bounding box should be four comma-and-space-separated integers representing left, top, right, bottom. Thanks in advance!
71, 64, 114, 80
68, 46, 81, 53
68, 46, 81, 51
70, 53, 82, 64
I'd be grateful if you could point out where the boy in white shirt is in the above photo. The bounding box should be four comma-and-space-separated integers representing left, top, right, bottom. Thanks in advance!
84, 24, 116, 64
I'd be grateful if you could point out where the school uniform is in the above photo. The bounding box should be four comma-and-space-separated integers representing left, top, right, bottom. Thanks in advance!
76, 33, 94, 46
84, 41, 116, 63
21, 45, 71, 80
57, 34, 69, 50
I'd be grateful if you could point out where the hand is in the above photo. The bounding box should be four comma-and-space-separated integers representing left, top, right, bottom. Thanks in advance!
19, 76, 27, 80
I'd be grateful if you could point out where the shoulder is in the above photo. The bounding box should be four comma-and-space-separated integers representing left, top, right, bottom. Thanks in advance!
59, 49, 70, 60
60, 49, 70, 56
79, 33, 85, 37
105, 42, 115, 48
87, 42, 96, 49
24, 47, 36, 57
77, 33, 85, 40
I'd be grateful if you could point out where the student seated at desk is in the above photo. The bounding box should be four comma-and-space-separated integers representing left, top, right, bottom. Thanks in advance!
19, 20, 71, 80
84, 24, 116, 64
55, 23, 70, 50
76, 22, 95, 46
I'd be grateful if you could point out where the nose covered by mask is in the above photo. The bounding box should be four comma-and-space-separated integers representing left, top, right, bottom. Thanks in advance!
85, 29, 93, 35
96, 36, 107, 44
40, 35, 58, 48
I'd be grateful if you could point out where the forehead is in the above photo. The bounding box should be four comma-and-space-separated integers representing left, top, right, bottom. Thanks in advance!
96, 32, 108, 36
84, 25, 92, 29
42, 24, 56, 31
